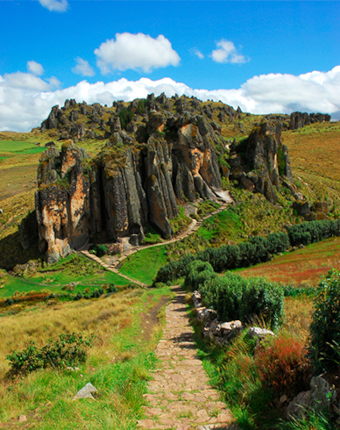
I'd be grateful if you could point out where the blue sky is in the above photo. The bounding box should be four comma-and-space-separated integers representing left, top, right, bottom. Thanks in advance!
0, 0, 340, 131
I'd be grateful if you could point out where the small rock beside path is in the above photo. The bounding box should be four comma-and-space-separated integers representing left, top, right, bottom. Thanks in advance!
138, 286, 238, 430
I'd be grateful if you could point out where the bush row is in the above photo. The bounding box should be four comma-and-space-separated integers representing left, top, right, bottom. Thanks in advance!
156, 231, 290, 283
156, 219, 340, 283
287, 219, 340, 246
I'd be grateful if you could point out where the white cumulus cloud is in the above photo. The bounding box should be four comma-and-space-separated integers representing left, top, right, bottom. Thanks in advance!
1, 66, 340, 132
2, 72, 50, 91
38, 0, 68, 12
72, 58, 95, 77
211, 39, 248, 64
94, 33, 181, 74
27, 60, 44, 76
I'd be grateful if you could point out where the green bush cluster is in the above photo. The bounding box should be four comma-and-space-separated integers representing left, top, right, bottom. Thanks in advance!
155, 231, 290, 283
308, 269, 340, 373
156, 219, 340, 285
287, 219, 340, 247
6, 332, 94, 378
199, 272, 284, 329
184, 260, 217, 290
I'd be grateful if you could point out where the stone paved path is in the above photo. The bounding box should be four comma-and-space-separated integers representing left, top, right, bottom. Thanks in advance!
138, 286, 238, 430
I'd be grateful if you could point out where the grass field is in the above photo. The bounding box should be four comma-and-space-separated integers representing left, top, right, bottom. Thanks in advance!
119, 247, 168, 285
0, 254, 130, 299
0, 284, 172, 429
282, 122, 340, 214
0, 140, 46, 154
237, 236, 340, 286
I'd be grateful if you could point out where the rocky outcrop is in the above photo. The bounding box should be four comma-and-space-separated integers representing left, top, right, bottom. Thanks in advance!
232, 120, 293, 203
36, 96, 298, 263
289, 111, 331, 130
36, 141, 91, 264
36, 102, 229, 263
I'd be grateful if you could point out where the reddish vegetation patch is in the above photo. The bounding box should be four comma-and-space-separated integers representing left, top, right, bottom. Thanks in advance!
0, 293, 50, 308
255, 336, 310, 397
239, 237, 340, 286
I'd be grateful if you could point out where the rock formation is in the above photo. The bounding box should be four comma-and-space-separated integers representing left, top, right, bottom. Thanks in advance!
36, 96, 230, 263
289, 111, 331, 130
36, 95, 298, 263
231, 120, 293, 203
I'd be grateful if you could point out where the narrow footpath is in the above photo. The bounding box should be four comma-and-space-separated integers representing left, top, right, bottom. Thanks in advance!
80, 250, 148, 288
80, 196, 233, 288
138, 286, 238, 430
110, 199, 231, 269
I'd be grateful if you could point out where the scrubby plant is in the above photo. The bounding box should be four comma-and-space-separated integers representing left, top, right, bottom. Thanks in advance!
308, 269, 340, 373
90, 243, 108, 257
287, 220, 340, 247
255, 335, 310, 398
6, 332, 94, 378
117, 107, 133, 129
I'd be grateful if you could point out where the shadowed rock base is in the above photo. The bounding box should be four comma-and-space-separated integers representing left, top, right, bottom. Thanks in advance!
137, 286, 239, 430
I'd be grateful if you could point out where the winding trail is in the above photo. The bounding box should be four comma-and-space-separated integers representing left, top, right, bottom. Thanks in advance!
80, 195, 233, 288
80, 250, 148, 288
138, 286, 238, 430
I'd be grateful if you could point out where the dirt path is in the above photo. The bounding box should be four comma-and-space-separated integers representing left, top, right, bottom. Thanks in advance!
111, 199, 231, 269
138, 286, 238, 430
81, 195, 233, 288
80, 250, 148, 288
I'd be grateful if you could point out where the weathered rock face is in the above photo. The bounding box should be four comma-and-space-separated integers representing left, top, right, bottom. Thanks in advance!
36, 102, 229, 263
232, 121, 294, 203
36, 141, 91, 264
289, 111, 331, 129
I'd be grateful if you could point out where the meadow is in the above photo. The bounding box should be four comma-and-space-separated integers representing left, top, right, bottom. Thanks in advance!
0, 254, 130, 300
237, 236, 340, 286
119, 246, 168, 286
0, 284, 172, 429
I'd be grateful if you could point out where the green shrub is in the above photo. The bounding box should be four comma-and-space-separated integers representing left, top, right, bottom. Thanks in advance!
184, 260, 216, 290
90, 244, 108, 257
308, 269, 340, 373
200, 273, 284, 329
118, 107, 133, 129
6, 332, 94, 378
154, 254, 196, 283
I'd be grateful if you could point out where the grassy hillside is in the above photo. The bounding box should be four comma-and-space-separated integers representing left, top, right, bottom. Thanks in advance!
0, 254, 131, 303
0, 284, 172, 428
282, 122, 340, 214
237, 235, 340, 286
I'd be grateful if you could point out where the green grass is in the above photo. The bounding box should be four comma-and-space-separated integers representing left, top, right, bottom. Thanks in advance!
0, 140, 46, 155
169, 205, 191, 235
0, 285, 173, 429
0, 254, 129, 299
120, 247, 169, 285
165, 208, 243, 259
197, 208, 242, 242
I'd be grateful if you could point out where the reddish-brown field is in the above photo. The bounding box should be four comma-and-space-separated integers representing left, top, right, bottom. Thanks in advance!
238, 236, 340, 286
